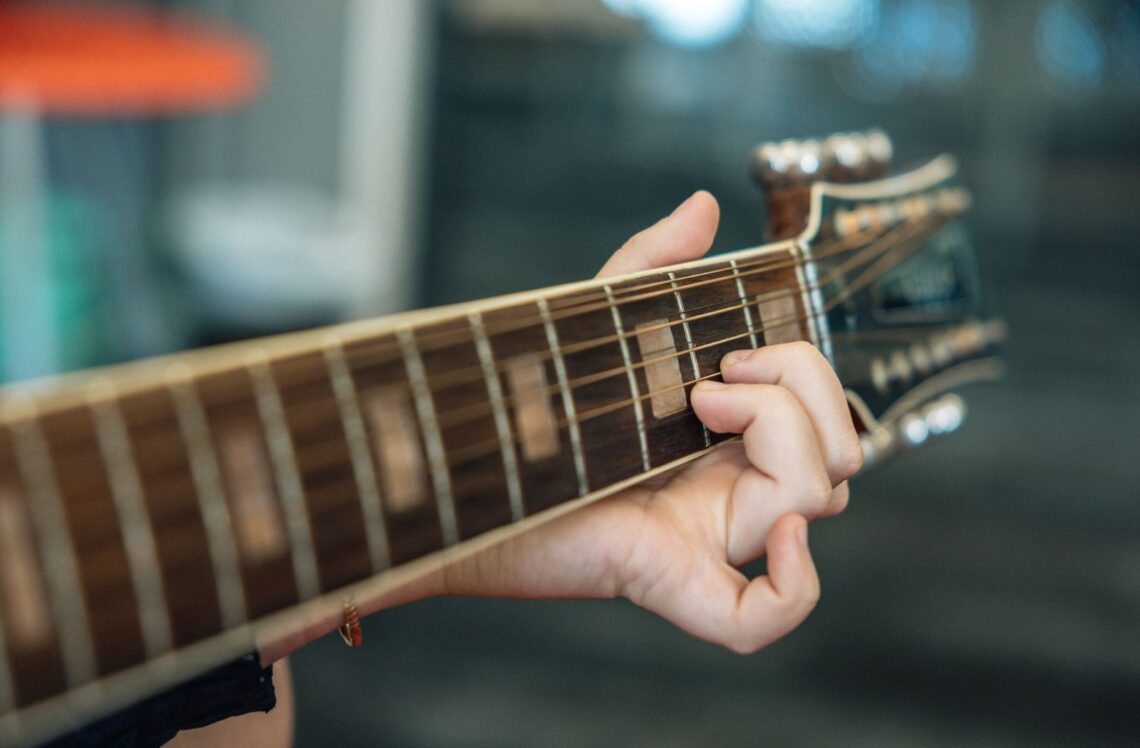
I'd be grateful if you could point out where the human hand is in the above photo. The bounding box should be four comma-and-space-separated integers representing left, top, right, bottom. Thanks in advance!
435, 191, 862, 653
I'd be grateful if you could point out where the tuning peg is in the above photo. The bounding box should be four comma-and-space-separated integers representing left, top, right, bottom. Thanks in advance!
823, 128, 892, 182
751, 129, 894, 239
752, 128, 893, 190
860, 393, 967, 468
750, 137, 834, 190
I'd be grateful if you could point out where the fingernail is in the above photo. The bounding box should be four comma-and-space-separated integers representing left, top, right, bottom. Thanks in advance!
722, 349, 750, 368
696, 380, 727, 392
797, 520, 809, 546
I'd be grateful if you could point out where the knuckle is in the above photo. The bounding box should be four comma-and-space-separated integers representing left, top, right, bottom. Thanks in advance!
803, 577, 822, 611
805, 472, 834, 511
825, 483, 851, 516
834, 438, 865, 480
786, 340, 827, 368
726, 635, 762, 656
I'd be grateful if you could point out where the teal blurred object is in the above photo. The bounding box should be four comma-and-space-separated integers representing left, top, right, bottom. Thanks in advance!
0, 192, 107, 383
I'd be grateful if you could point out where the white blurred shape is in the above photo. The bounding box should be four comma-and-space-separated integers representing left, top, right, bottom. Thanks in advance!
602, 0, 749, 47
902, 415, 930, 445
1035, 1, 1105, 88
166, 183, 373, 330
799, 151, 820, 175
754, 0, 878, 50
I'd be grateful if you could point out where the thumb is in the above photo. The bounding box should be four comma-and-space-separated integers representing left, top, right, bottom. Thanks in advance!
596, 190, 720, 278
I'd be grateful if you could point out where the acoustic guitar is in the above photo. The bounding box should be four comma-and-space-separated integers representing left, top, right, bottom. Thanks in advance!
0, 130, 1004, 746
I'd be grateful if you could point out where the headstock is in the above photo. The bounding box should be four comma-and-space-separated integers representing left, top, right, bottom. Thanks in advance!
752, 130, 1006, 467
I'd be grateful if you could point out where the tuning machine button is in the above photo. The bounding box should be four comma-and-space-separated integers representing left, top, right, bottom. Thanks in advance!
859, 393, 967, 467
823, 128, 892, 182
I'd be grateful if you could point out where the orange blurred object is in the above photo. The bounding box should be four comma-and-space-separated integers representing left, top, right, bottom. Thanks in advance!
0, 1, 265, 115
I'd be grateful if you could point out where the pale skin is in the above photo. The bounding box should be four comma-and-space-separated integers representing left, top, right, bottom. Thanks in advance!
172, 191, 862, 746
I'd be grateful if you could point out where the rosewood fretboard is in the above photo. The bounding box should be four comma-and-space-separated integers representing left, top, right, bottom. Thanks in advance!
0, 241, 815, 743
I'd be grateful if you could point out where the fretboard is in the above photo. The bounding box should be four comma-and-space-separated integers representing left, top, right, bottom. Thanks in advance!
0, 240, 814, 743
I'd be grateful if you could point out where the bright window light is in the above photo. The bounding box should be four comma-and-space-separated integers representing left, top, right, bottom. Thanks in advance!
602, 0, 750, 48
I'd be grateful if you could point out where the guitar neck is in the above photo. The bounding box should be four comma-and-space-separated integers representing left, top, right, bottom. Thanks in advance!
0, 238, 813, 744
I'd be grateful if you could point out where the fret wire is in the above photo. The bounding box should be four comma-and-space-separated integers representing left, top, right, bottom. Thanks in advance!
167, 367, 248, 629
538, 298, 589, 496
605, 284, 651, 473
88, 382, 174, 659
468, 313, 525, 522
247, 352, 322, 600
730, 259, 761, 350
789, 242, 821, 349
397, 329, 460, 546
321, 336, 392, 573
668, 271, 711, 448
798, 241, 832, 361
7, 398, 98, 688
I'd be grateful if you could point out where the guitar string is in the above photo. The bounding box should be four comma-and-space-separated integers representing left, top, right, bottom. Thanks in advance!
0, 216, 907, 526
268, 217, 940, 436
417, 226, 942, 466
56, 217, 922, 444
0, 216, 943, 538
27, 225, 947, 592
421, 218, 931, 398
0, 214, 963, 668
135, 214, 938, 506
339, 220, 905, 365
190, 216, 930, 425
220, 218, 939, 478
431, 224, 930, 429
26, 212, 934, 501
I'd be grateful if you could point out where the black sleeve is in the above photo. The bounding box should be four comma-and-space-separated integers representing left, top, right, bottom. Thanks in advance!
45, 653, 276, 748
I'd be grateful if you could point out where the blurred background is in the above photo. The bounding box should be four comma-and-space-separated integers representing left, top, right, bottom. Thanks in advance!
2, 0, 1139, 745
